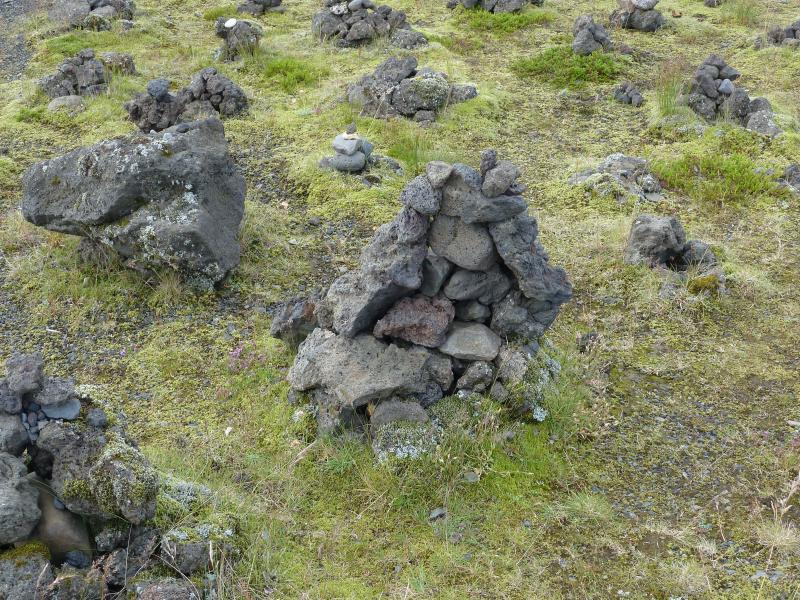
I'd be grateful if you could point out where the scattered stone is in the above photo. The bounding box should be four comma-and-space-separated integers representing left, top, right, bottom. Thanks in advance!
281, 151, 570, 440
21, 119, 246, 291
613, 82, 644, 107
448, 0, 543, 14
125, 68, 248, 132
686, 55, 780, 136
215, 17, 263, 60
610, 0, 664, 32
312, 1, 427, 48
347, 56, 477, 123
572, 15, 613, 56
237, 0, 283, 16
39, 49, 108, 99
569, 154, 663, 202
756, 20, 800, 49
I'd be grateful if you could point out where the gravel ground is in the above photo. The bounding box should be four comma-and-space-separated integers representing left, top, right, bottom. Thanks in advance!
0, 0, 40, 81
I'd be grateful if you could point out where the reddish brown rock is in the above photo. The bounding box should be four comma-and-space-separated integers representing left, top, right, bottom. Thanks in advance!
373, 295, 454, 348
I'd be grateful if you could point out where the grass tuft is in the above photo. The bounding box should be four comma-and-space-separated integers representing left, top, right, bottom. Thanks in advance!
456, 6, 556, 34
721, 0, 762, 26
512, 46, 621, 88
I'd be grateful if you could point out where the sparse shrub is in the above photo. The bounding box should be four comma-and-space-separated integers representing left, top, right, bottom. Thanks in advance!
384, 125, 436, 175
244, 53, 329, 93
456, 6, 555, 34
512, 46, 621, 88
653, 58, 692, 118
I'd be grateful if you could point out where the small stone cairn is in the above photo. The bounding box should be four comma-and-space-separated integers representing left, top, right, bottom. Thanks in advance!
613, 82, 644, 107
39, 49, 109, 99
312, 0, 427, 49
124, 68, 248, 132
0, 353, 237, 599
624, 215, 725, 296
215, 17, 263, 60
755, 19, 800, 50
686, 55, 781, 137
49, 0, 135, 31
610, 0, 665, 32
570, 154, 663, 203
572, 15, 613, 56
347, 56, 478, 124
238, 0, 284, 16
272, 150, 572, 443
446, 0, 544, 13
319, 125, 375, 173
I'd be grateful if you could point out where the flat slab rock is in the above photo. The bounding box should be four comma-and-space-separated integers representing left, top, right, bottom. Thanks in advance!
438, 321, 502, 361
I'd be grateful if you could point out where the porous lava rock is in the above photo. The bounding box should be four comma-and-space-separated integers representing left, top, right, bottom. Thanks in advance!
319, 127, 375, 173
39, 49, 109, 98
0, 355, 235, 600
610, 0, 665, 32
124, 68, 248, 133
569, 154, 663, 202
572, 14, 613, 56
347, 56, 477, 124
21, 119, 246, 291
276, 150, 572, 437
447, 0, 544, 13
215, 17, 263, 60
755, 19, 800, 49
49, 0, 135, 30
686, 55, 781, 137
312, 0, 427, 48
237, 0, 283, 16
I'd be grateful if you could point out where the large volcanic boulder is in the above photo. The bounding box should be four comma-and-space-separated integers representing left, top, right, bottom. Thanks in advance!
312, 0, 427, 48
21, 119, 246, 291
215, 17, 263, 60
124, 68, 248, 133
277, 150, 572, 434
347, 56, 478, 124
38, 49, 109, 99
686, 55, 781, 137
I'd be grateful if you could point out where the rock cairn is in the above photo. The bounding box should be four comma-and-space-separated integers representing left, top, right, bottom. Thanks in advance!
125, 68, 248, 132
756, 20, 800, 50
215, 17, 263, 60
613, 82, 643, 107
686, 55, 781, 137
49, 0, 135, 30
238, 0, 284, 16
0, 353, 236, 599
312, 0, 427, 49
624, 214, 725, 296
610, 0, 664, 32
272, 151, 572, 437
570, 154, 663, 203
319, 126, 375, 173
39, 49, 109, 99
572, 15, 613, 56
348, 56, 478, 124
446, 0, 544, 13
21, 119, 246, 291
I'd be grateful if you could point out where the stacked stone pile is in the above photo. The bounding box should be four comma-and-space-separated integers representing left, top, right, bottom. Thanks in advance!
569, 154, 663, 203
238, 0, 284, 16
312, 0, 427, 49
0, 353, 236, 599
271, 150, 572, 438
755, 20, 800, 49
572, 15, 613, 56
215, 17, 263, 60
49, 0, 135, 30
624, 214, 725, 295
21, 119, 246, 291
613, 82, 644, 107
347, 56, 478, 124
446, 0, 544, 13
319, 127, 375, 173
39, 49, 109, 99
610, 0, 665, 32
687, 55, 781, 137
125, 68, 248, 132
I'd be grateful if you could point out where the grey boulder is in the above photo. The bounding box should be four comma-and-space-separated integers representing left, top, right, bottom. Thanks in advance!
623, 214, 686, 266
439, 322, 502, 361
0, 453, 41, 546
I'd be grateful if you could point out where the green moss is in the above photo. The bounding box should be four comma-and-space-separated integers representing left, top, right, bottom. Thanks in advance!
687, 273, 722, 294
512, 46, 622, 88
0, 541, 51, 565
455, 5, 556, 34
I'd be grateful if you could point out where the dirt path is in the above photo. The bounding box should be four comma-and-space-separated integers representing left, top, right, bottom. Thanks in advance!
0, 0, 40, 81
